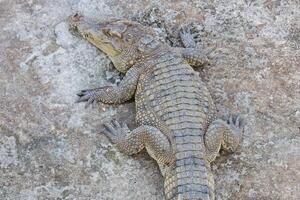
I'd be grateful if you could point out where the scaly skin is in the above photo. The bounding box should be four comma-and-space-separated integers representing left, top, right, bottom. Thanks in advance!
69, 14, 244, 200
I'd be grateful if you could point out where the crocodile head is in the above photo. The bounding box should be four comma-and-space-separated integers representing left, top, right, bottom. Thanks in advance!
69, 14, 161, 73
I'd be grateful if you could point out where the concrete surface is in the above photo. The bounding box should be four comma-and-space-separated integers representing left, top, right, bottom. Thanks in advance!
0, 0, 299, 199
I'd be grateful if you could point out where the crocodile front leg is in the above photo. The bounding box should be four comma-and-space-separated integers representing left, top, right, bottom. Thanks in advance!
76, 66, 141, 108
103, 120, 174, 165
204, 115, 244, 163
175, 47, 210, 67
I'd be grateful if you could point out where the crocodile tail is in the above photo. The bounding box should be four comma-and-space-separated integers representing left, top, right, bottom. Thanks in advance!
164, 156, 214, 200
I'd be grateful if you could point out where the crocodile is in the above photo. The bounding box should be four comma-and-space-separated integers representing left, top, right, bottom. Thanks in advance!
69, 13, 244, 200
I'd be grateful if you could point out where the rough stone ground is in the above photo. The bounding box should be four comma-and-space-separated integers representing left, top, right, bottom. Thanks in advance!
0, 0, 299, 199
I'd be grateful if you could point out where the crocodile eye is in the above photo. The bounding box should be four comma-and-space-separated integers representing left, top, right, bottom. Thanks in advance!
102, 28, 122, 39
102, 28, 110, 36
109, 30, 122, 38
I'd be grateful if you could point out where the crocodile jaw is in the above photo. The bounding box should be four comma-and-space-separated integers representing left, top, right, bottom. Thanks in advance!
68, 13, 121, 57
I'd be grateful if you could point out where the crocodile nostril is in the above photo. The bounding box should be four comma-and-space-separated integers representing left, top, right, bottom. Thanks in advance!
71, 13, 83, 22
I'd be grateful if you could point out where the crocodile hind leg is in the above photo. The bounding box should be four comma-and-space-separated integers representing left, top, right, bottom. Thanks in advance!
103, 120, 174, 165
204, 115, 244, 163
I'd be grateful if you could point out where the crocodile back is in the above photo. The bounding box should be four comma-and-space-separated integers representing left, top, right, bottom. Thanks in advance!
135, 52, 215, 199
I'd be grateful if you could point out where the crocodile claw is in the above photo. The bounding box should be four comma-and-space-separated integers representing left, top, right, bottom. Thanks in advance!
75, 89, 98, 108
75, 86, 111, 108
180, 23, 201, 48
226, 114, 245, 132
77, 90, 89, 97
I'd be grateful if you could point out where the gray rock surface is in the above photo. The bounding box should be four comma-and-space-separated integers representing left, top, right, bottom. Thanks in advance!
0, 0, 299, 199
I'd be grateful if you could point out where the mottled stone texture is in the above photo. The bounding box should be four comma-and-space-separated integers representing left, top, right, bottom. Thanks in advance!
0, 0, 299, 199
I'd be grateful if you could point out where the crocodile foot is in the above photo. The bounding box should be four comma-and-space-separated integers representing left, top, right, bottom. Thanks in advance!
76, 86, 110, 108
225, 114, 245, 134
179, 23, 201, 48
102, 120, 130, 143
223, 114, 245, 152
